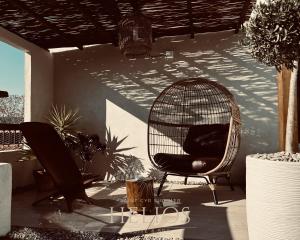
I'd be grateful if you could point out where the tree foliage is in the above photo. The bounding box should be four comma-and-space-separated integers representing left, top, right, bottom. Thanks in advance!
244, 0, 300, 70
0, 95, 24, 123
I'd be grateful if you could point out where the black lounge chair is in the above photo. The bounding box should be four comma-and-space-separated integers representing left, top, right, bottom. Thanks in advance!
20, 122, 99, 212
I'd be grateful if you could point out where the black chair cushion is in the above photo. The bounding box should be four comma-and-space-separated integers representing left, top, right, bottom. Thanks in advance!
183, 124, 229, 158
154, 153, 220, 173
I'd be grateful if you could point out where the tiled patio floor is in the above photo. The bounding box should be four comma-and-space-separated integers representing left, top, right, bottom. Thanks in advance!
12, 181, 248, 240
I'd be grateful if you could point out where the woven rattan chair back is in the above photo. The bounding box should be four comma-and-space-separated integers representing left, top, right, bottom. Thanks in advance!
147, 78, 241, 204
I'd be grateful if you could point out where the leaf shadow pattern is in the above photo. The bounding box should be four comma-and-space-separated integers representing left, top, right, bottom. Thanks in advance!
114, 155, 145, 181
102, 128, 144, 181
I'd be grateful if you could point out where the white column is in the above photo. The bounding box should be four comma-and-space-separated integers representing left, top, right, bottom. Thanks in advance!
0, 163, 12, 236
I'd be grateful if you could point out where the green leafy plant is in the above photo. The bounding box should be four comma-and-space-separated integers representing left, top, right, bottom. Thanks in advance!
74, 133, 106, 172
244, 0, 300, 152
244, 0, 300, 71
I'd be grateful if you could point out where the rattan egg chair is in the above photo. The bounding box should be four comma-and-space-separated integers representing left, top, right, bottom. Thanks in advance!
148, 78, 241, 204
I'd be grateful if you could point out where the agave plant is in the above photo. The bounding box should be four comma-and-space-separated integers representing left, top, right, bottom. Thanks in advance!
47, 105, 80, 141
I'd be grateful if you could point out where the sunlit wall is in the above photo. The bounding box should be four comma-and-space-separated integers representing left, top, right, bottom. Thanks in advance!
53, 31, 277, 184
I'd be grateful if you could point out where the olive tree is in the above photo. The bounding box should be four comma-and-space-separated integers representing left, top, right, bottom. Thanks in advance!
244, 0, 300, 152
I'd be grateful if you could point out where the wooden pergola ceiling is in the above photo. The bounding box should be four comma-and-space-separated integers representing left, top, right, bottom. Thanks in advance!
0, 0, 254, 50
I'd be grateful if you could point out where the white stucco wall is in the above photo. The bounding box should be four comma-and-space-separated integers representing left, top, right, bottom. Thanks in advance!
0, 27, 54, 188
53, 31, 277, 184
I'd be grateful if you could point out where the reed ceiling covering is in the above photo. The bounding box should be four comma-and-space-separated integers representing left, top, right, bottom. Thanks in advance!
0, 0, 253, 50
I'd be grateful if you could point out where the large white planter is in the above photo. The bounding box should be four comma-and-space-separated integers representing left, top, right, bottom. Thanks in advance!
0, 163, 12, 236
246, 155, 300, 240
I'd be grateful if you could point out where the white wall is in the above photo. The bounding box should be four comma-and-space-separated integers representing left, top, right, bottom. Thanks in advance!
53, 31, 277, 184
0, 27, 54, 188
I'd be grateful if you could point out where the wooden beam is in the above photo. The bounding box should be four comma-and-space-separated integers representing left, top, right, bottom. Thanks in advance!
0, 25, 49, 51
101, 0, 121, 46
66, 0, 118, 46
10, 0, 83, 49
153, 24, 237, 38
66, 0, 107, 32
277, 66, 292, 151
187, 0, 194, 38
236, 0, 251, 33
33, 30, 115, 49
105, 0, 121, 23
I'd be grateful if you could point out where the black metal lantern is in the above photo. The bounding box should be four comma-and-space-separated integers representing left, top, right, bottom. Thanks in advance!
118, 8, 152, 58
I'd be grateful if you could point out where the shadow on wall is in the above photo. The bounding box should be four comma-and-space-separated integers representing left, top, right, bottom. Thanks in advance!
103, 128, 144, 181
53, 30, 277, 184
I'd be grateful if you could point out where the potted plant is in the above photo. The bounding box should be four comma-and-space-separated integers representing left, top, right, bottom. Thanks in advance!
71, 133, 106, 173
47, 105, 80, 144
244, 1, 300, 239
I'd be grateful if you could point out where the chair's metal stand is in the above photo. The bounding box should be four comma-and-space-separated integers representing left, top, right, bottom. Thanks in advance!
32, 191, 60, 207
32, 175, 100, 212
157, 172, 234, 205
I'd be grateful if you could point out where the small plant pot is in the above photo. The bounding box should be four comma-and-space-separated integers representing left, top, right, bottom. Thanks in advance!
32, 169, 55, 192
246, 155, 300, 240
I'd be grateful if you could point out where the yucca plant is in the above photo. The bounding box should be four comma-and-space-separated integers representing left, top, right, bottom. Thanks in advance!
47, 105, 81, 142
18, 105, 80, 162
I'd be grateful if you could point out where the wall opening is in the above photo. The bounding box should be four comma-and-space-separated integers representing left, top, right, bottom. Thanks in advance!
0, 40, 25, 150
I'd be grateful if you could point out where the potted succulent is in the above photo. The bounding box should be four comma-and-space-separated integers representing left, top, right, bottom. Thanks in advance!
244, 0, 300, 239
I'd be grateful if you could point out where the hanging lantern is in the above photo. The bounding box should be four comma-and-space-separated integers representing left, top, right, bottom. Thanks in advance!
118, 12, 152, 58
